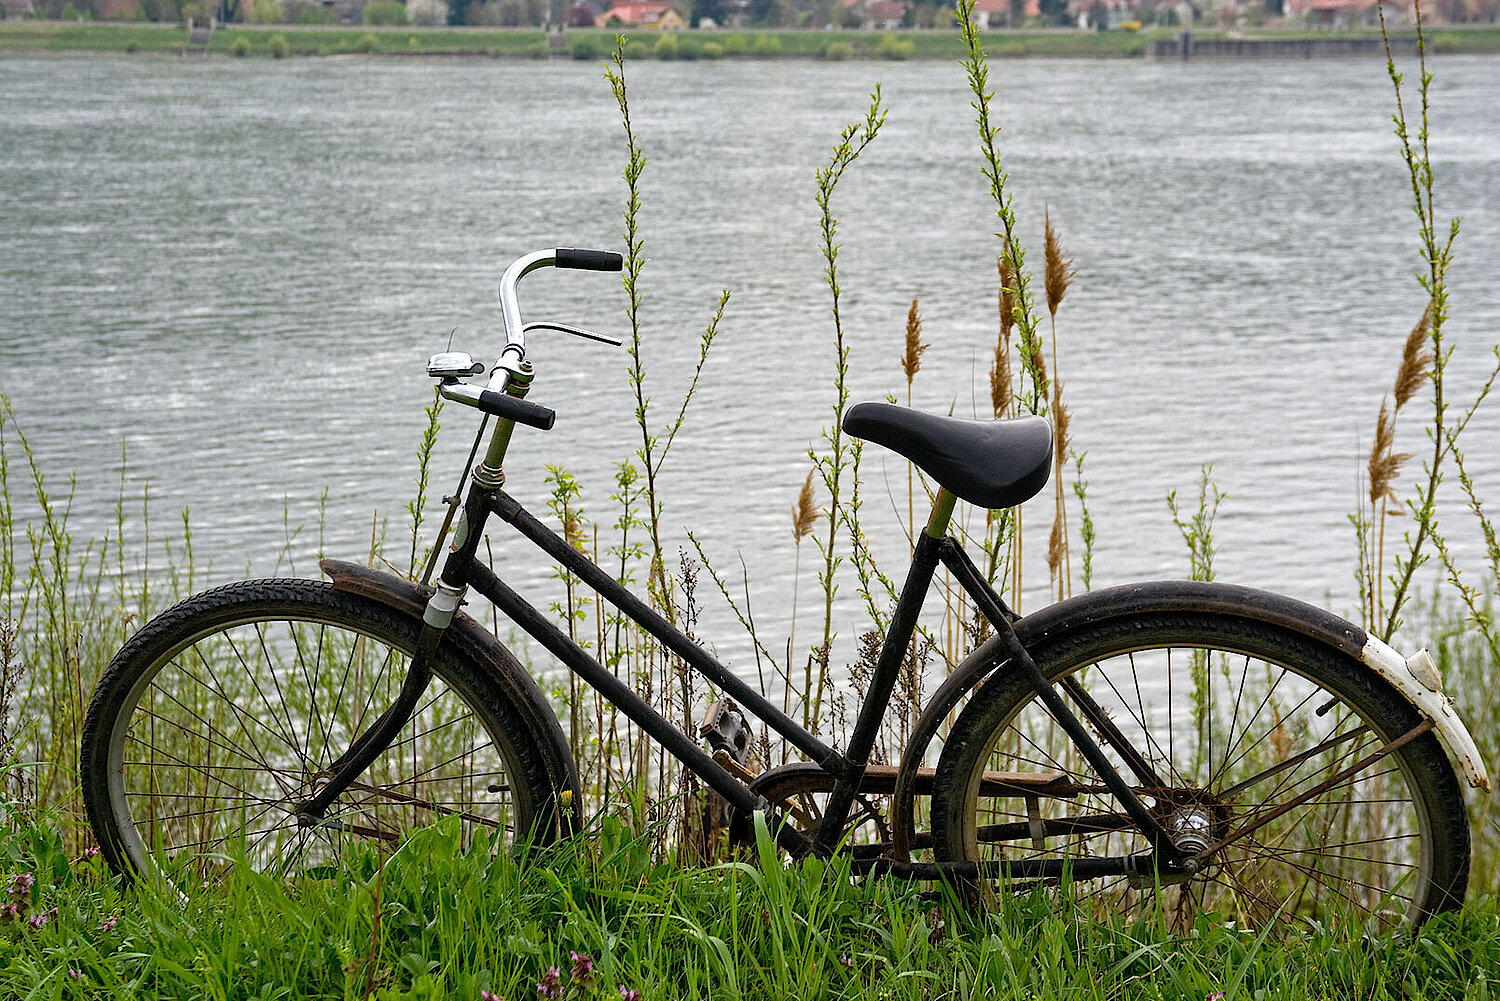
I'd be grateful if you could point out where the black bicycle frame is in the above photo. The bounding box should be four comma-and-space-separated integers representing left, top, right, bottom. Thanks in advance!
303, 464, 1177, 874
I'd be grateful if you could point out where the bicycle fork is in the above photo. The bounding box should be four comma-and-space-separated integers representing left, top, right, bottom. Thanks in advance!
292, 590, 456, 830
292, 494, 490, 829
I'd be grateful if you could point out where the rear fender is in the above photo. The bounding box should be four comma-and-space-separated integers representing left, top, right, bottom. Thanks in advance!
889, 580, 1490, 861
320, 558, 581, 834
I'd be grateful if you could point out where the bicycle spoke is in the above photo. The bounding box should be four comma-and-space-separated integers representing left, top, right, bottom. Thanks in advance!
947, 619, 1460, 934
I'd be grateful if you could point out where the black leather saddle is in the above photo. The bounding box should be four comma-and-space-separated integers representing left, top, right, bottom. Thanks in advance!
842, 401, 1053, 511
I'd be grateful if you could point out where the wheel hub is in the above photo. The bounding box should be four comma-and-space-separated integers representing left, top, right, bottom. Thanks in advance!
1164, 803, 1215, 858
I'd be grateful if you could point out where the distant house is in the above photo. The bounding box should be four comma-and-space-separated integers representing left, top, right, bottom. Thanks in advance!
566, 0, 602, 25
1284, 0, 1408, 24
594, 0, 687, 28
0, 0, 36, 15
971, 0, 1041, 27
1067, 0, 1130, 27
839, 0, 912, 27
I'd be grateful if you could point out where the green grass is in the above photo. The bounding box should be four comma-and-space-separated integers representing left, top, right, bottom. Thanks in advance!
0, 23, 189, 52
2, 815, 1497, 1000
6, 20, 1498, 59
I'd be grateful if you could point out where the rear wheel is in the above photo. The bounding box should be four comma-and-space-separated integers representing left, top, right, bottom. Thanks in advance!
929, 610, 1469, 932
81, 579, 561, 884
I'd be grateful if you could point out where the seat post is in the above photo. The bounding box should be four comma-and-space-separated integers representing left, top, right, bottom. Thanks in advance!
924, 487, 957, 539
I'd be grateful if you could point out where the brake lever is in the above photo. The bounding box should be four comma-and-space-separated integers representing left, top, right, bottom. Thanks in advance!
522, 320, 623, 347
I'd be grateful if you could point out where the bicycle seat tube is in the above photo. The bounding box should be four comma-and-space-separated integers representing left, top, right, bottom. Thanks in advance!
814, 490, 958, 855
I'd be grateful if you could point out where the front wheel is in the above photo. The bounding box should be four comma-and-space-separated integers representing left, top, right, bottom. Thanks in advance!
81, 579, 562, 884
929, 609, 1470, 932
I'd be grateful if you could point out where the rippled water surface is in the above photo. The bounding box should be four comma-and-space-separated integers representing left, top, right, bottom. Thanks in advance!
2, 54, 1498, 671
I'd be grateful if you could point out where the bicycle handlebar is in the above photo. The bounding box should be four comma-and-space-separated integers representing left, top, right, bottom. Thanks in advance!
494, 248, 622, 381
556, 248, 624, 272
439, 381, 556, 430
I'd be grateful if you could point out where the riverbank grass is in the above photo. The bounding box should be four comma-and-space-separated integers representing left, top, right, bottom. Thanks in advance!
5, 20, 1500, 59
0, 815, 1496, 1000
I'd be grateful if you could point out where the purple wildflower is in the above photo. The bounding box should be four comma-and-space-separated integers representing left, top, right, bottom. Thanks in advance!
68, 969, 82, 981
10, 873, 34, 896
1207, 994, 1225, 1001
480, 991, 504, 1001
619, 989, 642, 1001
99, 917, 118, 933
570, 951, 594, 984
1, 904, 18, 920
536, 966, 563, 1000
838, 953, 853, 968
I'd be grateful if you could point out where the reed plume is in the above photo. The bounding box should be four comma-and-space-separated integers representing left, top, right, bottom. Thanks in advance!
1362, 301, 1433, 624
1046, 511, 1065, 582
999, 253, 1017, 342
1049, 376, 1073, 598
990, 338, 1011, 419
901, 298, 928, 387
1023, 333, 1049, 391
1051, 378, 1072, 458
788, 465, 817, 723
1044, 207, 1075, 318
1368, 398, 1409, 510
1393, 304, 1433, 412
991, 257, 1014, 418
1042, 212, 1076, 599
901, 299, 928, 549
792, 468, 818, 542
1365, 394, 1410, 622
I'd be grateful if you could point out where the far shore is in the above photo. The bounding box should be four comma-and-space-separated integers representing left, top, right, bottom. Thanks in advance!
2, 18, 1498, 60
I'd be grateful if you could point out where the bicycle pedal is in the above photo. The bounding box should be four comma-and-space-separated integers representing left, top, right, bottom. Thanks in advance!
700, 697, 754, 769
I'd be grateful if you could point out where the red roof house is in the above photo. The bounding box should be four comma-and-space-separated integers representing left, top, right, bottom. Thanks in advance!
971, 0, 1042, 27
595, 0, 687, 27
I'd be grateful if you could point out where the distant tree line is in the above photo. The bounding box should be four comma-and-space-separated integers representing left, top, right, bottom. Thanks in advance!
11, 0, 1498, 28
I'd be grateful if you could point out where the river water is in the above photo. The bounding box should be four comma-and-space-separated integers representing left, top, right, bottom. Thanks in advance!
2, 53, 1498, 675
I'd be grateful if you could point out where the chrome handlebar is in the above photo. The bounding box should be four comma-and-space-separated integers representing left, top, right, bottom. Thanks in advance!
491, 248, 623, 390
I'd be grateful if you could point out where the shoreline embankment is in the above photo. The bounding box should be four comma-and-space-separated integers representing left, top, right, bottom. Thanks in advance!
1, 19, 1497, 60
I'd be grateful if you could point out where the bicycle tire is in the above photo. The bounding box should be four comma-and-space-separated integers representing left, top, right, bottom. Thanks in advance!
928, 607, 1470, 932
81, 578, 563, 883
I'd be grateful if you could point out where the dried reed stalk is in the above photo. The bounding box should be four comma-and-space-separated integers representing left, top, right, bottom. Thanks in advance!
1365, 301, 1433, 620
991, 257, 1014, 419
999, 253, 1017, 343
1044, 208, 1075, 319
1049, 376, 1073, 598
1367, 395, 1411, 618
1042, 211, 1075, 598
1046, 512, 1065, 586
792, 468, 818, 542
1394, 304, 1433, 412
1369, 398, 1408, 508
788, 466, 818, 723
901, 299, 928, 387
901, 299, 928, 549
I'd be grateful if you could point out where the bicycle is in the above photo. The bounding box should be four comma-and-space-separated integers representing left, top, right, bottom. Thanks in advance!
81, 248, 1491, 932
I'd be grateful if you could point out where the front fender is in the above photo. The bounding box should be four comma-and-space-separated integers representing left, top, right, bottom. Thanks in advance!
319, 558, 581, 832
889, 580, 1490, 861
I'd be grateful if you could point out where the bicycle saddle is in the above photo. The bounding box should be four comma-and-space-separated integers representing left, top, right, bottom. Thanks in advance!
843, 401, 1053, 510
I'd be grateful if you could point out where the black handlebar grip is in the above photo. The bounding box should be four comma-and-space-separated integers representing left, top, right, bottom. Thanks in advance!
555, 248, 624, 272
477, 390, 556, 431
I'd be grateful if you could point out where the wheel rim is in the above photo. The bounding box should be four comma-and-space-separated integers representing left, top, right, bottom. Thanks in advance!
956, 639, 1440, 932
104, 608, 528, 882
